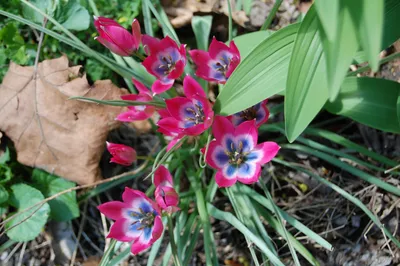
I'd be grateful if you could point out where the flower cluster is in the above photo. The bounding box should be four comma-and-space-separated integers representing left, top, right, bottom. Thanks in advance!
95, 17, 280, 254
98, 166, 179, 254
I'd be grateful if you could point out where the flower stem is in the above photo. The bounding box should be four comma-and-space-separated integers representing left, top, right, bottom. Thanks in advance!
134, 52, 146, 61
167, 215, 183, 266
99, 239, 117, 266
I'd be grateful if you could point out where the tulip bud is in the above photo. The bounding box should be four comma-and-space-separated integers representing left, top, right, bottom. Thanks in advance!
106, 142, 137, 166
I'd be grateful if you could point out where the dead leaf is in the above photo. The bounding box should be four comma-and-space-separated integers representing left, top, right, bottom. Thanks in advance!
0, 56, 127, 185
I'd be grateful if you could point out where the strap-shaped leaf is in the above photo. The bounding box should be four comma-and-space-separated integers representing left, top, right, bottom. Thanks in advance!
191, 16, 213, 51
285, 6, 328, 142
214, 23, 300, 115
314, 0, 339, 41
233, 30, 272, 58
326, 77, 400, 134
319, 1, 359, 101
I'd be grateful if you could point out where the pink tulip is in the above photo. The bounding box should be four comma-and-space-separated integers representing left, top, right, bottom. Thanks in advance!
157, 76, 214, 137
142, 35, 186, 94
153, 165, 179, 213
228, 100, 269, 128
94, 16, 141, 56
98, 188, 163, 254
204, 116, 280, 187
106, 142, 137, 166
189, 37, 241, 84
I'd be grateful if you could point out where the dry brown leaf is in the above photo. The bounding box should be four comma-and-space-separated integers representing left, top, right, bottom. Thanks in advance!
0, 56, 128, 185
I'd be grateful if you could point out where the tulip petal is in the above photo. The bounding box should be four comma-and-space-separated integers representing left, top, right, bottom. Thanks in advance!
97, 201, 126, 220
154, 165, 173, 187
253, 142, 280, 164
122, 188, 154, 213
152, 215, 164, 241
207, 141, 229, 169
209, 37, 231, 59
166, 97, 194, 121
237, 163, 261, 184
95, 36, 130, 56
234, 120, 258, 152
212, 116, 235, 141
107, 218, 141, 242
183, 75, 207, 99
151, 80, 174, 94
131, 19, 141, 47
142, 34, 160, 55
167, 59, 185, 80
215, 170, 237, 188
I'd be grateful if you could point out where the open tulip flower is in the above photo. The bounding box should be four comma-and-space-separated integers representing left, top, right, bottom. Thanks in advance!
142, 35, 186, 94
106, 142, 137, 166
229, 100, 269, 128
154, 165, 180, 213
205, 116, 280, 187
189, 37, 240, 84
98, 188, 163, 254
158, 76, 214, 137
94, 16, 141, 57
116, 79, 156, 122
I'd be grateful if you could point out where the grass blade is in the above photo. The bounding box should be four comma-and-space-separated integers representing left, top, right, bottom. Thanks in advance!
208, 203, 285, 266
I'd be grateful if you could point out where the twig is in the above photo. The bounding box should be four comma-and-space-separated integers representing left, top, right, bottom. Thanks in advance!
17, 242, 27, 266
4, 242, 23, 263
70, 200, 89, 266
384, 164, 400, 174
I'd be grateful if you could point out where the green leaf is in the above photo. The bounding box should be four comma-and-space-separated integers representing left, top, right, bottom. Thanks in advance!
358, 0, 384, 71
5, 45, 29, 64
319, 1, 359, 101
208, 204, 285, 266
314, 0, 339, 41
0, 164, 13, 184
191, 16, 212, 51
232, 30, 272, 58
32, 169, 79, 221
397, 90, 400, 126
285, 6, 328, 142
382, 0, 400, 49
54, 0, 90, 31
215, 23, 300, 115
22, 0, 57, 24
0, 185, 8, 204
0, 146, 10, 164
325, 77, 400, 134
6, 184, 50, 241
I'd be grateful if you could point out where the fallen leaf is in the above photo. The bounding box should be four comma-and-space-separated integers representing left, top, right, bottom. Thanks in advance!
0, 56, 127, 185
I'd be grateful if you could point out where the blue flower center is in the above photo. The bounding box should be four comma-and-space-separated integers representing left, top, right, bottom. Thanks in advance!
159, 55, 176, 75
185, 103, 205, 125
225, 141, 249, 166
239, 106, 257, 121
130, 207, 155, 230
214, 54, 232, 77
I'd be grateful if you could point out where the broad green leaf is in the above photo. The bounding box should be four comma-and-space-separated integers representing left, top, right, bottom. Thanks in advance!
32, 169, 79, 221
0, 165, 13, 184
6, 184, 50, 241
232, 30, 272, 58
382, 0, 400, 49
55, 0, 90, 31
325, 77, 400, 134
358, 0, 384, 71
215, 23, 300, 115
285, 6, 328, 142
314, 0, 339, 41
0, 146, 10, 164
0, 185, 8, 204
319, 1, 359, 101
191, 16, 213, 51
22, 0, 57, 24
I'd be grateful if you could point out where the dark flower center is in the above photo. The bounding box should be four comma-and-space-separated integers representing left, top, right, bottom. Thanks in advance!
130, 207, 155, 230
225, 141, 249, 166
215, 56, 232, 76
159, 55, 176, 75
239, 106, 257, 121
186, 104, 205, 125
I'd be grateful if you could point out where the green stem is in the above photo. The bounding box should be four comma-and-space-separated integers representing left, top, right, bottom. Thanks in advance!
167, 215, 183, 266
99, 239, 117, 266
347, 51, 400, 76
134, 52, 146, 61
260, 0, 283, 31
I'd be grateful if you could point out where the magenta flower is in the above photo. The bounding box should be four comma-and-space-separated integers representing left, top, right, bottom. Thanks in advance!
142, 35, 186, 94
204, 116, 280, 187
116, 79, 156, 122
106, 142, 137, 166
228, 100, 269, 128
157, 76, 214, 137
98, 188, 163, 254
189, 37, 240, 84
94, 16, 141, 57
154, 165, 179, 214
